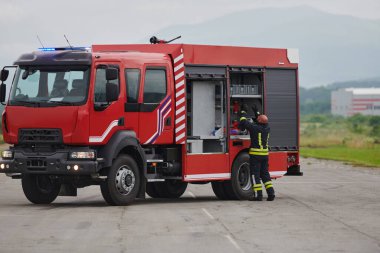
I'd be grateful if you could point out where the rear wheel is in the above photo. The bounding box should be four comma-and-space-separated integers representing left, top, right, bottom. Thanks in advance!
230, 153, 254, 200
21, 174, 61, 204
100, 155, 141, 206
222, 180, 239, 200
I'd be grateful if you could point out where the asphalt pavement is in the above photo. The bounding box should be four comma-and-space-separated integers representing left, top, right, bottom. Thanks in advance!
0, 157, 379, 253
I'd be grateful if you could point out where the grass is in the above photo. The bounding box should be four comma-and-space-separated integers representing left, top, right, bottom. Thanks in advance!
300, 114, 380, 168
301, 146, 380, 167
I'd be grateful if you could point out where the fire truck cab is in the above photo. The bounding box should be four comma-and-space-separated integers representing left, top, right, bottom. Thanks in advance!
0, 43, 301, 205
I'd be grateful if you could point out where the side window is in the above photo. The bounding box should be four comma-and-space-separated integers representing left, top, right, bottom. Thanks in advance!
143, 69, 167, 103
94, 67, 119, 103
125, 69, 140, 103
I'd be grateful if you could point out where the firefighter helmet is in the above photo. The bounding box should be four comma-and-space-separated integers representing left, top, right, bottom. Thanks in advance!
257, 114, 268, 124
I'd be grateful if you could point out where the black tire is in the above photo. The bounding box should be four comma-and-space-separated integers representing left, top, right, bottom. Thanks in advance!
100, 155, 141, 206
146, 182, 161, 198
230, 153, 255, 200
21, 174, 61, 204
153, 180, 188, 198
222, 180, 239, 200
211, 181, 229, 200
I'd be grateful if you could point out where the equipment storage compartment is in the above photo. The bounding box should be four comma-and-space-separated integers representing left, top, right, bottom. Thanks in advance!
229, 68, 264, 136
186, 79, 227, 153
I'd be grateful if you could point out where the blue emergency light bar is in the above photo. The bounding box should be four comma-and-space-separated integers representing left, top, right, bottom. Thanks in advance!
38, 47, 90, 51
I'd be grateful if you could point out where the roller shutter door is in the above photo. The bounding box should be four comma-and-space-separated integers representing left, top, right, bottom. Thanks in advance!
265, 69, 298, 150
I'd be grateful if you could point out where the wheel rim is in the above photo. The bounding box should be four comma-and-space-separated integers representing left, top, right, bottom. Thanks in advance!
237, 162, 252, 191
36, 175, 56, 194
115, 165, 136, 195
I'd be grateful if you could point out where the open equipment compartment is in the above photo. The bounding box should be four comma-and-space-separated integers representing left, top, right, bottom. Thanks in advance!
185, 66, 227, 154
229, 67, 264, 136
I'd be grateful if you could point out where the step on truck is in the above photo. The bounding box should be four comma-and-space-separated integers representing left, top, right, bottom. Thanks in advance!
0, 42, 302, 205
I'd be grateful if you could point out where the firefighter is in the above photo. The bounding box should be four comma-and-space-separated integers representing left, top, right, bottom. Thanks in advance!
239, 111, 275, 201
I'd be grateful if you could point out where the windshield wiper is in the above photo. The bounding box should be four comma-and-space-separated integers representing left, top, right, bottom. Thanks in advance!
47, 100, 75, 106
11, 100, 42, 107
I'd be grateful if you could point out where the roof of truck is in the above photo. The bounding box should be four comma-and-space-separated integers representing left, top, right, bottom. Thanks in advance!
92, 44, 299, 68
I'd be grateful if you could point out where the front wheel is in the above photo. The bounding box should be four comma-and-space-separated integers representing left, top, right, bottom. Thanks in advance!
21, 174, 61, 204
100, 155, 141, 206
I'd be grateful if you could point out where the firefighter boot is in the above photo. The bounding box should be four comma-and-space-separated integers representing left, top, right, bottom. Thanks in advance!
264, 181, 275, 201
254, 191, 263, 201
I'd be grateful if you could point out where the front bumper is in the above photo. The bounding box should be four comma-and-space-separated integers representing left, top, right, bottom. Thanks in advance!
0, 147, 100, 175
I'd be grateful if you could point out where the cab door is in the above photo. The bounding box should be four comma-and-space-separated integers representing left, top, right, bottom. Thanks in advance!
124, 68, 141, 136
89, 63, 124, 144
138, 64, 174, 145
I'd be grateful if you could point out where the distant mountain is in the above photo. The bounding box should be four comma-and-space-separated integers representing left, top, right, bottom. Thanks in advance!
328, 77, 380, 90
153, 6, 380, 88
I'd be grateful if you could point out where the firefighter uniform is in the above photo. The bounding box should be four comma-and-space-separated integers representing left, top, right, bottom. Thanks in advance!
239, 116, 275, 201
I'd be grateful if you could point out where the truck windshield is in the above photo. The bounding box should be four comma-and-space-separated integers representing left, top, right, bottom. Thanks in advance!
9, 66, 90, 106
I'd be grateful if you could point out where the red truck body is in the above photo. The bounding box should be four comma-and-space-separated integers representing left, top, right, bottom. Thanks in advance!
0, 43, 301, 205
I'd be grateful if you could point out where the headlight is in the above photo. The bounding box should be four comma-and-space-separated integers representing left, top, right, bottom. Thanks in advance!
70, 151, 96, 160
1, 150, 13, 159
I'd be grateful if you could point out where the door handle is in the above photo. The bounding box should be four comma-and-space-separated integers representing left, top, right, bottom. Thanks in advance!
165, 117, 171, 126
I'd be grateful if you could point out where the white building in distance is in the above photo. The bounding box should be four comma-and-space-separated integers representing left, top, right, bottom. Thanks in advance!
331, 88, 380, 117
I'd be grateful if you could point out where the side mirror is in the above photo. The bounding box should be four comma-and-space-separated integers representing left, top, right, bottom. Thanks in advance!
0, 69, 9, 81
106, 83, 119, 102
0, 83, 6, 103
106, 68, 118, 81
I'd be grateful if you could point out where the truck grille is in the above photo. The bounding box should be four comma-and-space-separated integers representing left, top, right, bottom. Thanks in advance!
19, 129, 63, 144
26, 159, 48, 171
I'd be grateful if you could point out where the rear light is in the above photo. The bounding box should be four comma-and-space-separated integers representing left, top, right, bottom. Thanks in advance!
287, 155, 296, 163
287, 153, 298, 166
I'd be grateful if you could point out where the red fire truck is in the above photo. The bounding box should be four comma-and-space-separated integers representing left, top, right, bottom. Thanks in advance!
0, 42, 302, 205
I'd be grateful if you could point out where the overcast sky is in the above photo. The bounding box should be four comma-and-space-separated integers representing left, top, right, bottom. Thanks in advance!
0, 0, 379, 67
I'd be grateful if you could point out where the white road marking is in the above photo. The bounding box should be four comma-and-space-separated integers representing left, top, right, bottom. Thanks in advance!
201, 207, 244, 252
225, 235, 244, 253
202, 208, 215, 220
188, 191, 196, 199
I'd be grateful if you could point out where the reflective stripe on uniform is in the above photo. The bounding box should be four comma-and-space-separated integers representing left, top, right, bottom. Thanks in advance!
249, 148, 268, 156
250, 148, 268, 152
253, 184, 262, 191
248, 132, 269, 155
258, 133, 263, 149
264, 181, 273, 189
250, 152, 268, 156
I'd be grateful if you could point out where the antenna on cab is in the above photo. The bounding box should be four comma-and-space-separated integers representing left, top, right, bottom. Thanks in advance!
64, 34, 74, 50
37, 35, 45, 49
